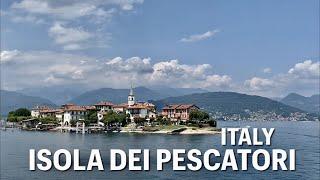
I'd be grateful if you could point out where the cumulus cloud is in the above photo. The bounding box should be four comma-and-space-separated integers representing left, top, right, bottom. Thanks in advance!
203, 75, 232, 89
0, 50, 20, 63
48, 22, 93, 50
103, 58, 231, 90
244, 77, 275, 91
180, 29, 219, 42
8, 0, 143, 50
288, 60, 320, 79
0, 50, 233, 91
263, 67, 272, 73
244, 60, 319, 96
105, 57, 153, 74
10, 0, 137, 20
0, 50, 98, 89
2, 50, 318, 97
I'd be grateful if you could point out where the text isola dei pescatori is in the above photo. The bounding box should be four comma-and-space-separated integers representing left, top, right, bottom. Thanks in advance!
29, 128, 295, 171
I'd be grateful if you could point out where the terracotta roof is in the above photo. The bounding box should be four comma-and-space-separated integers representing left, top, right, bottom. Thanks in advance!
176, 104, 197, 109
63, 105, 86, 111
32, 106, 51, 110
113, 103, 128, 108
55, 109, 65, 114
39, 109, 61, 113
162, 104, 198, 110
62, 103, 75, 106
94, 101, 114, 106
162, 104, 181, 110
127, 102, 155, 109
83, 105, 96, 110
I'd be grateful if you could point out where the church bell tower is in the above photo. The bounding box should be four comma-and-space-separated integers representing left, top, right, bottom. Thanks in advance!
128, 84, 135, 106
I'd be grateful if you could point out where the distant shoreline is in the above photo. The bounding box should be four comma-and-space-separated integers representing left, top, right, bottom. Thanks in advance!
119, 126, 221, 135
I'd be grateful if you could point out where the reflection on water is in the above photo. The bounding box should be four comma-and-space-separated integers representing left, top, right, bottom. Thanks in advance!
1, 121, 319, 180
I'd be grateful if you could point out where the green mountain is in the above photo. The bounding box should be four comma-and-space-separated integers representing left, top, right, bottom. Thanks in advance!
281, 93, 320, 114
0, 90, 56, 116
151, 92, 316, 120
17, 84, 90, 105
148, 85, 208, 97
70, 87, 167, 105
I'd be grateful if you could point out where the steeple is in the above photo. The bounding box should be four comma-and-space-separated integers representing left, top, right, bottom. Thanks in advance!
129, 83, 134, 96
128, 83, 135, 106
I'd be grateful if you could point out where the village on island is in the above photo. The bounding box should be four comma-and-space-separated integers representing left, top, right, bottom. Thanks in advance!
5, 85, 218, 135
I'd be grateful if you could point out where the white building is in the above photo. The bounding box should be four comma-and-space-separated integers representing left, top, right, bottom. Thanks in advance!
96, 86, 157, 123
125, 87, 156, 122
61, 104, 88, 126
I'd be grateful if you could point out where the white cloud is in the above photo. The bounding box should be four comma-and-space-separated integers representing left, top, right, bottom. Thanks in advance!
11, 15, 45, 24
49, 22, 92, 44
0, 50, 232, 91
244, 60, 320, 96
244, 77, 275, 91
203, 75, 232, 88
2, 50, 318, 97
11, 0, 141, 20
0, 50, 20, 63
48, 22, 93, 50
105, 57, 153, 73
0, 50, 97, 89
263, 67, 272, 73
8, 0, 142, 51
180, 29, 219, 42
288, 60, 320, 79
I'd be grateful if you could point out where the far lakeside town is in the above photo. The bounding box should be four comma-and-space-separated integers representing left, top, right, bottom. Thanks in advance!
3, 86, 218, 134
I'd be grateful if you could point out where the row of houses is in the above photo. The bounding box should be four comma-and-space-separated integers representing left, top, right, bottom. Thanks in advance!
31, 86, 199, 126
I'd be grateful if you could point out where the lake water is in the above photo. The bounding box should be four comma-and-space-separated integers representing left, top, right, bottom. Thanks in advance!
1, 121, 319, 180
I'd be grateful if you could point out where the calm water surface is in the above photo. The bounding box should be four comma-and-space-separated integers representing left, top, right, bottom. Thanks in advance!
1, 121, 319, 180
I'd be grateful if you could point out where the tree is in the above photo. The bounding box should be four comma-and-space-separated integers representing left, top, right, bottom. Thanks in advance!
134, 117, 146, 125
70, 120, 77, 127
7, 108, 31, 122
38, 117, 57, 124
14, 108, 31, 117
102, 111, 127, 126
189, 110, 215, 127
189, 110, 210, 121
87, 111, 98, 123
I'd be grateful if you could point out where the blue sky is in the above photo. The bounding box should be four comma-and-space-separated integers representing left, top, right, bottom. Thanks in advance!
1, 0, 319, 97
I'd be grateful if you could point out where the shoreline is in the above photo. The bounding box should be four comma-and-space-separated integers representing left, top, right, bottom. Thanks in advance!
120, 126, 221, 135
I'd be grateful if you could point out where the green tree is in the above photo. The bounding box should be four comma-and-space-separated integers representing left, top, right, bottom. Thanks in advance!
87, 110, 98, 124
38, 117, 57, 124
189, 110, 210, 121
70, 120, 77, 127
7, 108, 31, 122
134, 117, 146, 125
102, 111, 127, 126
14, 108, 31, 116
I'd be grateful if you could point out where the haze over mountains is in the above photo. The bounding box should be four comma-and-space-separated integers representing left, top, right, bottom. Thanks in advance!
0, 90, 56, 116
17, 84, 91, 105
280, 93, 319, 114
150, 92, 312, 117
1, 86, 319, 120
0, 86, 208, 115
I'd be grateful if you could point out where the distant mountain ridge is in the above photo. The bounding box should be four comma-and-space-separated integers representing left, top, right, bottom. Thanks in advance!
17, 84, 90, 105
148, 85, 208, 97
70, 86, 209, 105
18, 85, 208, 105
281, 93, 320, 114
2, 86, 318, 120
151, 92, 317, 120
152, 92, 303, 114
70, 87, 167, 105
0, 90, 56, 116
